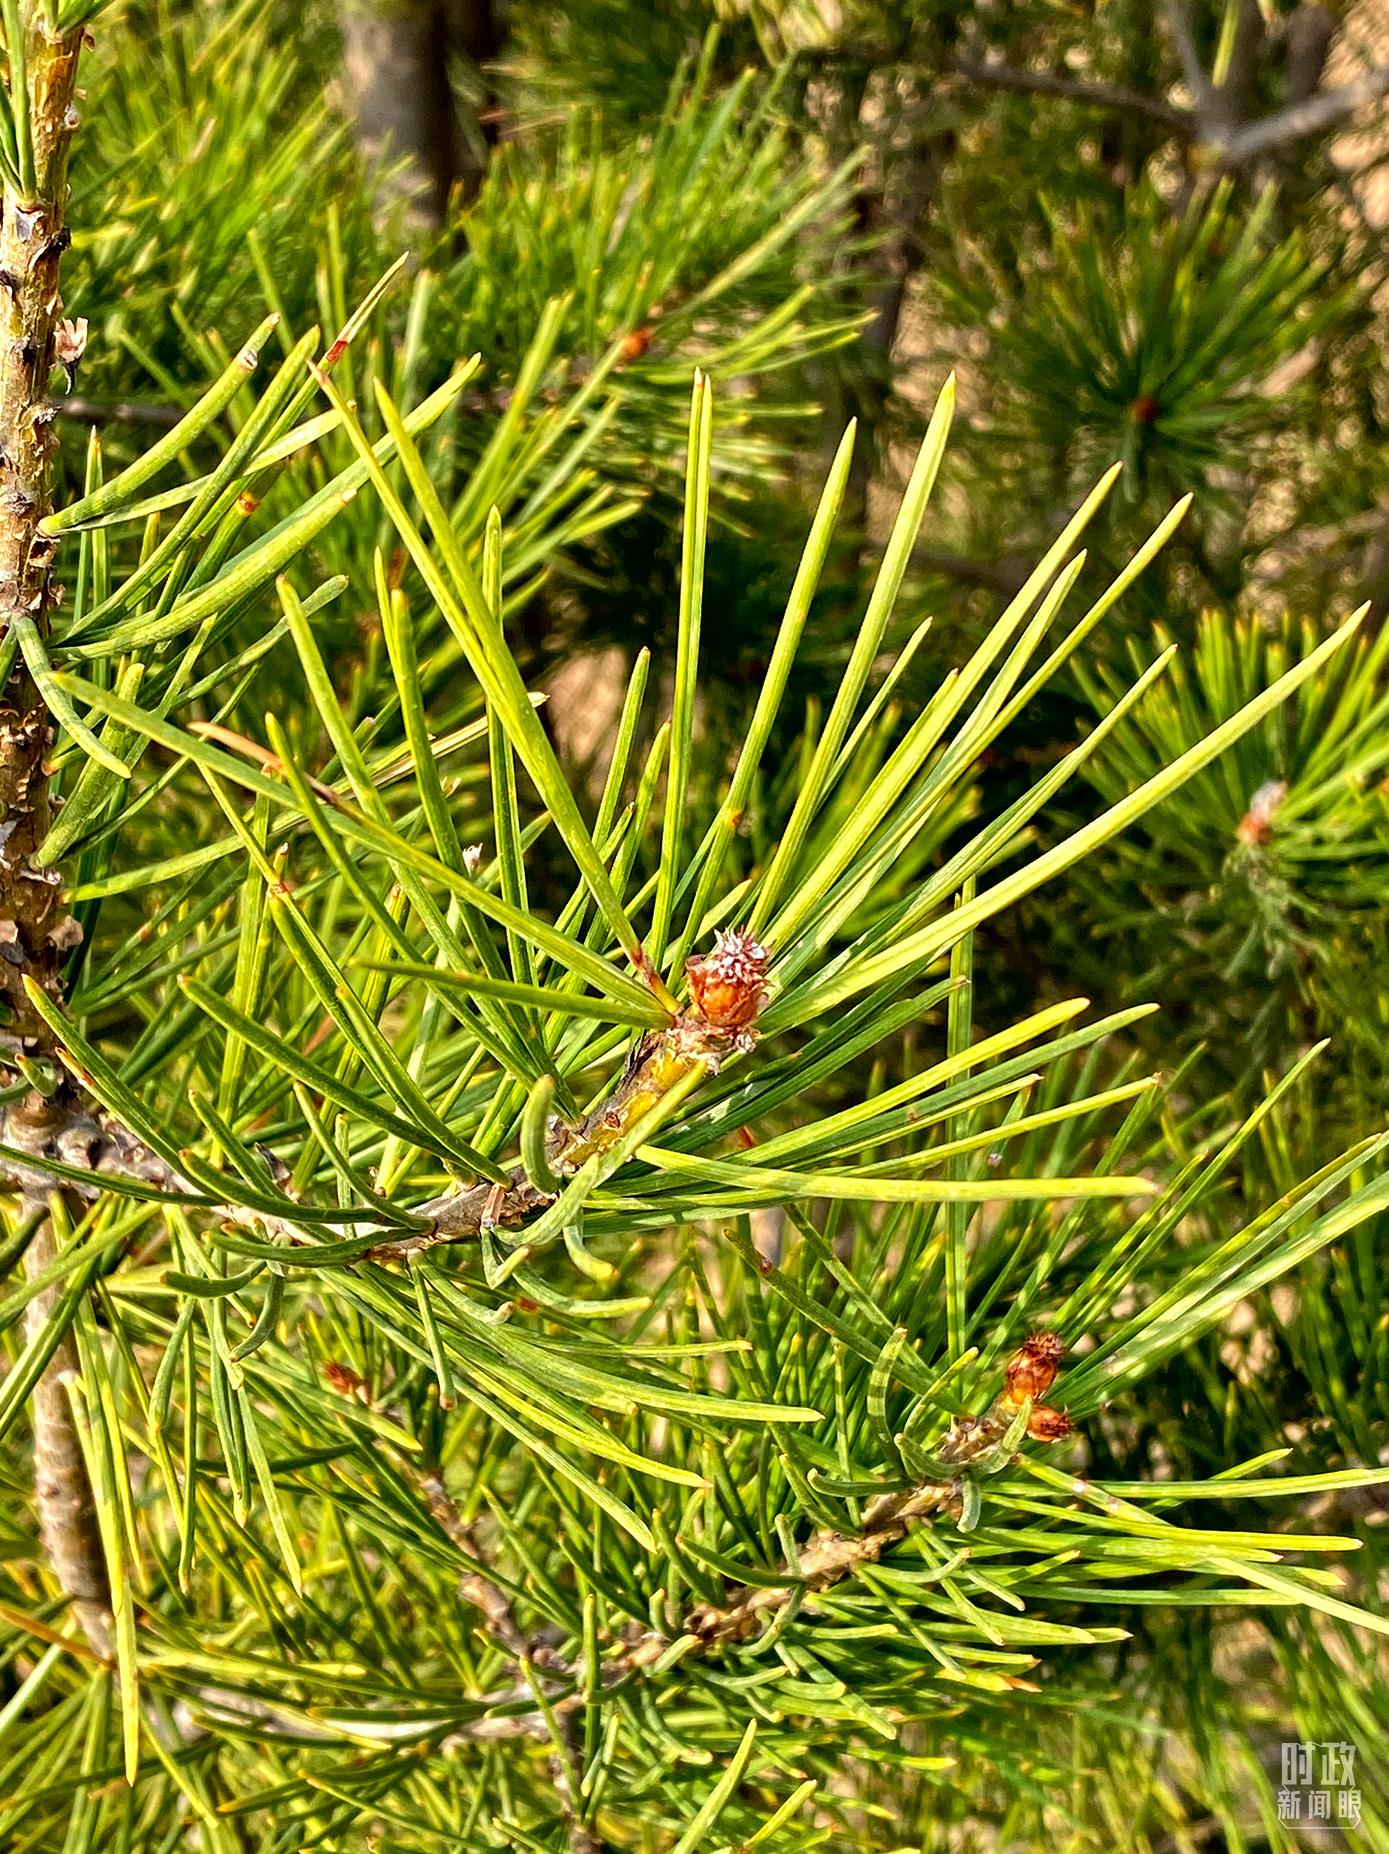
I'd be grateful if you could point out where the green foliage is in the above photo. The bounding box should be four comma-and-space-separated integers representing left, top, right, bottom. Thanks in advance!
67, 5, 860, 507
3, 4, 1388, 1850
681, 0, 1389, 623
50, 0, 869, 771
452, 53, 862, 469
941, 180, 1352, 518
5, 321, 1388, 1843
65, 1, 359, 368
1076, 609, 1389, 1111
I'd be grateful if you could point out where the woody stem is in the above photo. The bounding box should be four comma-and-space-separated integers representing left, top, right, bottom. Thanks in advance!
0, 8, 109, 1658
0, 9, 82, 1051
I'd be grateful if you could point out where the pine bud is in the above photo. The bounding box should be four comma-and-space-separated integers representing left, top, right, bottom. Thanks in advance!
1236, 778, 1286, 847
1025, 1405, 1074, 1444
322, 1361, 368, 1401
55, 316, 88, 393
1003, 1332, 1064, 1407
685, 929, 770, 1033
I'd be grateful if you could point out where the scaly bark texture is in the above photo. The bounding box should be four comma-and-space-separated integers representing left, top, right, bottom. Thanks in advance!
0, 12, 112, 1660
0, 14, 82, 1055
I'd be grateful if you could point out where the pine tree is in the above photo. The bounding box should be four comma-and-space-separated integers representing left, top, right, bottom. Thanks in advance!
1, 4, 1387, 1851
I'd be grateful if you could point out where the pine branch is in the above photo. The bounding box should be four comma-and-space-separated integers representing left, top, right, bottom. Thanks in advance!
1218, 65, 1389, 162
55, 394, 182, 429
402, 1342, 1071, 1744
0, 933, 773, 1268
0, 6, 111, 1666
411, 1476, 974, 1746
1154, 0, 1387, 165
0, 9, 85, 1052
659, 1338, 1067, 1654
552, 1754, 605, 1854
950, 55, 1191, 136
408, 1446, 604, 1842
21, 1202, 113, 1659
906, 29, 1386, 178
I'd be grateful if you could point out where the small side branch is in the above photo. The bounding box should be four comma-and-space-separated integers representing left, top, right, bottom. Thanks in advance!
21, 1205, 113, 1659
57, 395, 183, 430
1163, 0, 1217, 114
951, 56, 1191, 136
397, 1443, 607, 1846
673, 1479, 960, 1649
1218, 64, 1389, 163
412, 1462, 532, 1661
3, 935, 776, 1268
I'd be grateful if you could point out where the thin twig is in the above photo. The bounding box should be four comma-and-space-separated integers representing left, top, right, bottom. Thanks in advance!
951, 55, 1191, 135
57, 395, 184, 430
411, 1461, 532, 1660
1218, 65, 1389, 163
547, 1713, 603, 1853
432, 1477, 966, 1744
914, 545, 1030, 598
21, 1202, 113, 1660
1163, 0, 1217, 115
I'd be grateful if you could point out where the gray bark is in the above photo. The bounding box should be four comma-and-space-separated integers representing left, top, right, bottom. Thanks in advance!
340, 0, 501, 229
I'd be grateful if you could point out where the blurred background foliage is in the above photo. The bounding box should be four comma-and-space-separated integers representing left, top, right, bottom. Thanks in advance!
9, 0, 1389, 1845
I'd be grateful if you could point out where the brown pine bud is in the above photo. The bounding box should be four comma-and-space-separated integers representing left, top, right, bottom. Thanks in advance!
685, 929, 770, 1034
55, 315, 87, 393
619, 323, 654, 363
1025, 1405, 1074, 1444
1003, 1332, 1064, 1407
322, 1361, 368, 1401
1236, 778, 1286, 847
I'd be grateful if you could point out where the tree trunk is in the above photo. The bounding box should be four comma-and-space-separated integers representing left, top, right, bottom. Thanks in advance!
340, 0, 501, 229
841, 73, 954, 541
